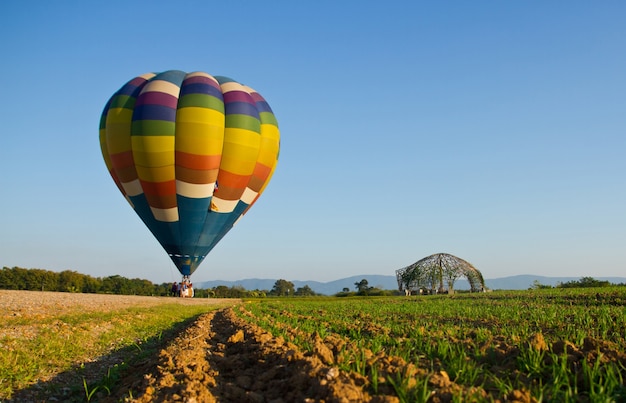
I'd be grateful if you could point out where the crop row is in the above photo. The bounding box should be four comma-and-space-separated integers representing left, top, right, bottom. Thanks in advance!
237, 288, 626, 402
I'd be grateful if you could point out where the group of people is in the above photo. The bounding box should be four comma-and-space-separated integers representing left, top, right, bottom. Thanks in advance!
170, 278, 194, 298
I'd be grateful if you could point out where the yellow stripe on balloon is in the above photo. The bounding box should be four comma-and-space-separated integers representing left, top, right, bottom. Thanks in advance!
175, 109, 224, 155
224, 127, 261, 150
99, 130, 113, 168
132, 136, 174, 185
220, 128, 261, 173
133, 150, 173, 168
131, 135, 174, 153
135, 165, 175, 182
106, 107, 134, 124
105, 109, 133, 154
256, 136, 280, 167
261, 124, 280, 141
219, 152, 258, 175
175, 123, 224, 155
177, 106, 224, 124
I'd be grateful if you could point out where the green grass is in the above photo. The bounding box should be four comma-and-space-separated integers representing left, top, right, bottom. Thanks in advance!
238, 288, 626, 402
0, 302, 230, 400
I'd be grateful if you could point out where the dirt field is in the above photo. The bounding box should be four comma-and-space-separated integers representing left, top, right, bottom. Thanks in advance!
1, 290, 225, 317
2, 291, 394, 402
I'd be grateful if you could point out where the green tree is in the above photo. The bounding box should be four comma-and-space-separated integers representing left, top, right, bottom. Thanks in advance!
294, 285, 316, 296
529, 280, 552, 290
59, 270, 84, 293
212, 285, 230, 298
247, 289, 267, 298
557, 276, 611, 288
229, 285, 247, 298
271, 279, 295, 296
355, 279, 370, 293
40, 270, 60, 291
0, 267, 29, 289
23, 268, 58, 291
100, 275, 129, 294
210, 285, 247, 298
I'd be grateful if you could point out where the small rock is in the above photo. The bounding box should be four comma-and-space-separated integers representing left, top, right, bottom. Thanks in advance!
228, 330, 244, 343
326, 367, 339, 380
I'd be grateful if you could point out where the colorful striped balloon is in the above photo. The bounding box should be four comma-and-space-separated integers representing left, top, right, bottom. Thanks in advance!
99, 70, 280, 276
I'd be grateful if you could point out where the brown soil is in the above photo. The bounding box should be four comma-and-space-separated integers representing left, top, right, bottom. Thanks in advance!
104, 307, 380, 403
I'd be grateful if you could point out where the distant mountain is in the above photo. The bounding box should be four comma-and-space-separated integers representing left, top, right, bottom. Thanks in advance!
196, 274, 626, 295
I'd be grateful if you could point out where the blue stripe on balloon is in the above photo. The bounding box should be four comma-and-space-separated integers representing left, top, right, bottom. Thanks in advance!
180, 82, 223, 98
225, 101, 260, 118
132, 104, 177, 122
116, 83, 144, 97
254, 100, 273, 113
177, 195, 212, 252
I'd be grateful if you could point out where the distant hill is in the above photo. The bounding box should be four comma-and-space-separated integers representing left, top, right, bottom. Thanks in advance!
196, 274, 626, 295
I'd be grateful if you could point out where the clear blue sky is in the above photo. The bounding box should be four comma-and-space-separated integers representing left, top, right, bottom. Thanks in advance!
1, 1, 625, 285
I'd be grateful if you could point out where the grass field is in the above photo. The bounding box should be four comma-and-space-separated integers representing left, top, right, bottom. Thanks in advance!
238, 288, 626, 402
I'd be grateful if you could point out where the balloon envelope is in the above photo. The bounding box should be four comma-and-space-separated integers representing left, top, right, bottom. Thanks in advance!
99, 70, 280, 276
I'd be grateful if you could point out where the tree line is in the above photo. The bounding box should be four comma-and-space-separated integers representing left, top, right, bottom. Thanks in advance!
0, 266, 174, 296
530, 276, 626, 290
0, 267, 322, 298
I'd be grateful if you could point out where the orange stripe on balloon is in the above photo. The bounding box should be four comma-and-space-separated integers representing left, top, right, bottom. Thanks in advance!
140, 180, 177, 209
175, 151, 221, 170
247, 176, 265, 192
252, 162, 272, 182
176, 166, 219, 184
141, 180, 176, 195
214, 170, 250, 200
253, 162, 272, 181
110, 151, 134, 169
145, 193, 177, 209
244, 163, 272, 192
214, 185, 246, 201
216, 170, 249, 189
116, 166, 139, 183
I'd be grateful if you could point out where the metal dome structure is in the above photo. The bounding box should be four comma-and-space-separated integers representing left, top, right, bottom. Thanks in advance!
396, 253, 485, 295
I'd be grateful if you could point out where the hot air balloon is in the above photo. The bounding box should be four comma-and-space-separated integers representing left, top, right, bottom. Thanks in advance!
99, 70, 280, 278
